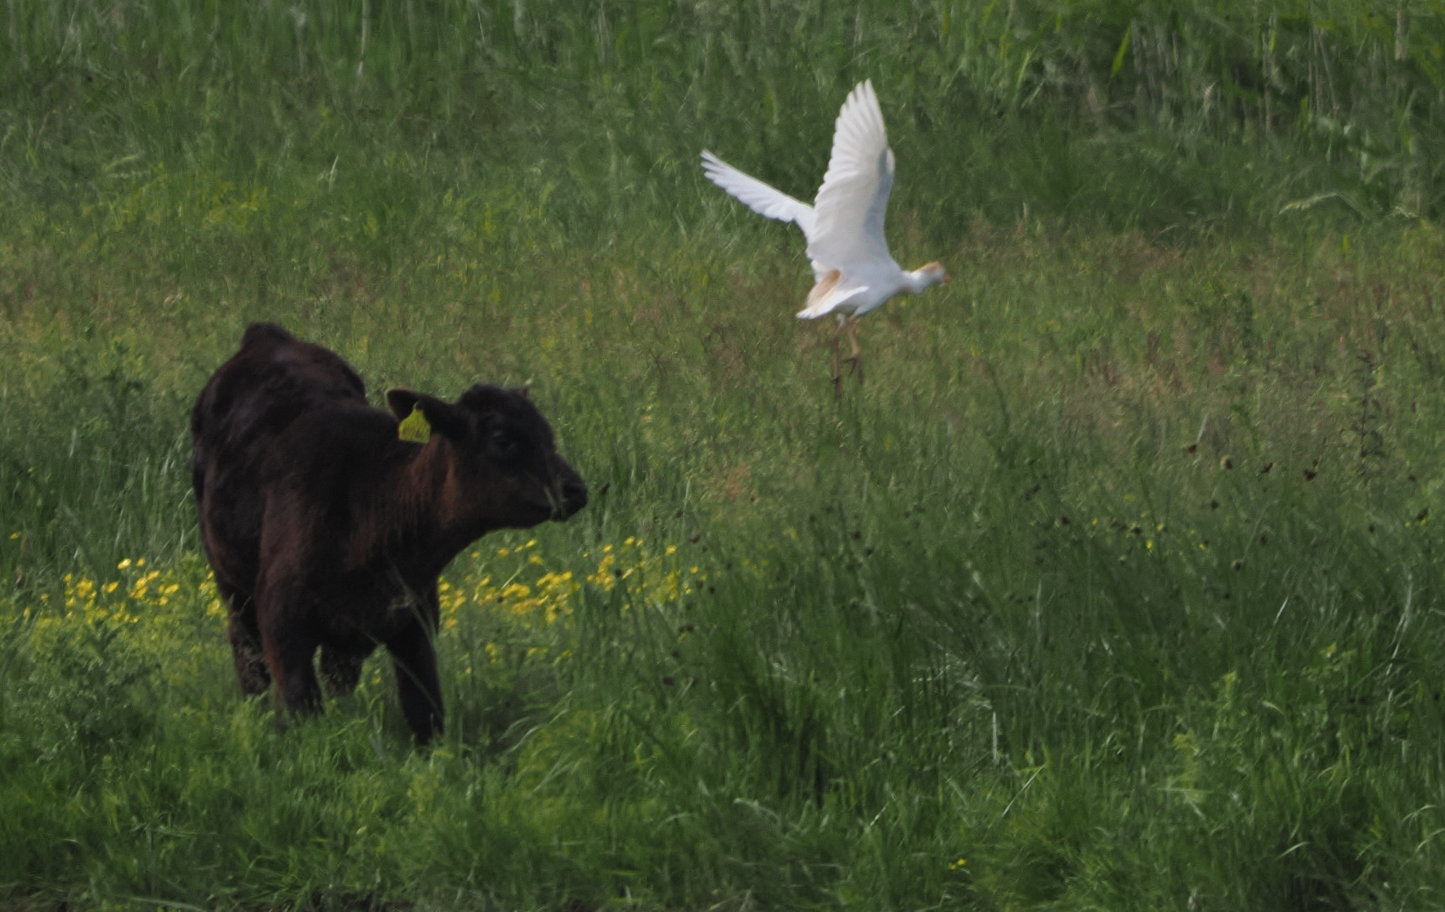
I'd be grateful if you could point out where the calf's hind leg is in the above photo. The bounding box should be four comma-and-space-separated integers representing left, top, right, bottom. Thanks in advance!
219, 581, 270, 695
267, 636, 324, 719
256, 588, 324, 719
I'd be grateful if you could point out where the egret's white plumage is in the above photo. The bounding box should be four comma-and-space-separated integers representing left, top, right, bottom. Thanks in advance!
701, 80, 947, 370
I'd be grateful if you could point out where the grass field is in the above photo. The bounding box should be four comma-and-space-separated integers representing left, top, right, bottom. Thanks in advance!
4, 1, 1445, 909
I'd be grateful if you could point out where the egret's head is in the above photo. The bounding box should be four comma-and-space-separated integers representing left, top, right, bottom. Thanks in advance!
907, 261, 950, 293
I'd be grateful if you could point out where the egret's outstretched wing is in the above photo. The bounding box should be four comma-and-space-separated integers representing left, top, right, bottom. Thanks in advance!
806, 80, 895, 272
700, 150, 816, 239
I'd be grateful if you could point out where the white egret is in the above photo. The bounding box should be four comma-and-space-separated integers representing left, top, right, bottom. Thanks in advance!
701, 80, 948, 383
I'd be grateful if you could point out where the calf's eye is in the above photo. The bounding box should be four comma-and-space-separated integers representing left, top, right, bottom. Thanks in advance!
489, 429, 521, 459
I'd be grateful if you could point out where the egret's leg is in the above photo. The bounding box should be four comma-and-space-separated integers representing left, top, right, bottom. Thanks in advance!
841, 318, 864, 384
829, 316, 847, 395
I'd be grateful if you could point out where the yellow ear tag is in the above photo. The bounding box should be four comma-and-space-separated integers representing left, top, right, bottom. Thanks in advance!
397, 405, 431, 443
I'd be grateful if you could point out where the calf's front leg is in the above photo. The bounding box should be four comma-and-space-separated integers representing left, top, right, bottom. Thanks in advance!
320, 645, 368, 697
386, 620, 443, 744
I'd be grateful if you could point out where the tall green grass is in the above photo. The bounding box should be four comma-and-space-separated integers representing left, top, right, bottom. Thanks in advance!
6, 0, 1445, 236
4, 1, 1445, 909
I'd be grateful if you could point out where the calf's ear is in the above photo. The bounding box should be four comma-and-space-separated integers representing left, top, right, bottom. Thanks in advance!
386, 388, 423, 420
385, 388, 466, 440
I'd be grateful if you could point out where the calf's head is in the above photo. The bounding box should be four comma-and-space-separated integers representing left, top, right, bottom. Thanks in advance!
386, 385, 587, 535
